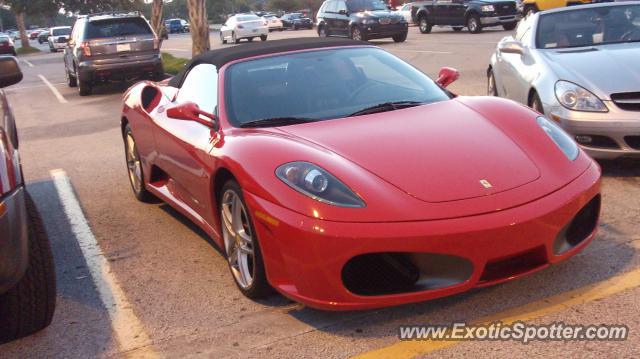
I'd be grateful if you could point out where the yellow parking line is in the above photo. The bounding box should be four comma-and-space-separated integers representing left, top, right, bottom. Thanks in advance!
354, 266, 640, 359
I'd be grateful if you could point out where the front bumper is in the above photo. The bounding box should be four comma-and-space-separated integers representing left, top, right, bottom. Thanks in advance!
480, 15, 521, 26
78, 54, 163, 82
245, 163, 601, 310
0, 186, 28, 294
362, 22, 409, 39
548, 102, 640, 159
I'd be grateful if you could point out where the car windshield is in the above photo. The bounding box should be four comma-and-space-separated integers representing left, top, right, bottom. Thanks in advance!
237, 15, 260, 21
347, 0, 388, 12
0, 36, 9, 41
84, 18, 153, 39
52, 28, 70, 36
224, 47, 450, 127
536, 4, 640, 49
168, 20, 181, 25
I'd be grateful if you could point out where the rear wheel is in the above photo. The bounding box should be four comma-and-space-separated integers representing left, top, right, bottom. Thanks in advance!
503, 22, 517, 31
66, 68, 77, 87
467, 14, 482, 33
260, 35, 267, 41
78, 79, 92, 96
392, 31, 408, 42
0, 192, 56, 344
124, 125, 155, 202
418, 15, 432, 34
220, 180, 272, 299
232, 32, 240, 44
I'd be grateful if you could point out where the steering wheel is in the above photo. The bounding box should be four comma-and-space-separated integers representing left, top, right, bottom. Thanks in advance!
620, 28, 640, 42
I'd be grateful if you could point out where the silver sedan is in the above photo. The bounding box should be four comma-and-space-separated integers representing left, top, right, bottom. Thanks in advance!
488, 2, 640, 159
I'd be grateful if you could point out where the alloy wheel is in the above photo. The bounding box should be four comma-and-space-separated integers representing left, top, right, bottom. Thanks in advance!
420, 18, 428, 32
125, 134, 142, 193
221, 189, 256, 289
352, 27, 362, 41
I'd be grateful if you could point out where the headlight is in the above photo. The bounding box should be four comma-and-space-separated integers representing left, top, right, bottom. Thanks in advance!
536, 116, 579, 161
362, 18, 378, 24
481, 5, 495, 12
554, 81, 608, 112
276, 162, 365, 208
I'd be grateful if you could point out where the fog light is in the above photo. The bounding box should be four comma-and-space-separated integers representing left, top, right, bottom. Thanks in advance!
575, 135, 593, 144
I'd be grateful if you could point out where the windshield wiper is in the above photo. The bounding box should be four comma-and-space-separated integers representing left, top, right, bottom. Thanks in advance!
240, 117, 318, 128
348, 101, 425, 117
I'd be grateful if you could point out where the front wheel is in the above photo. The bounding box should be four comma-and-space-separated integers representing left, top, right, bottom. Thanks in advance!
418, 15, 432, 34
0, 193, 56, 344
220, 180, 272, 299
260, 35, 267, 41
232, 32, 240, 44
392, 32, 408, 43
503, 22, 517, 31
530, 91, 545, 114
124, 125, 155, 202
318, 25, 327, 37
487, 69, 498, 96
220, 32, 227, 44
351, 26, 367, 41
467, 14, 482, 34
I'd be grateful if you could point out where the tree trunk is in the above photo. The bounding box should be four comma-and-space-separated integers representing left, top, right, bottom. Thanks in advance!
15, 11, 30, 50
186, 0, 210, 57
151, 0, 164, 47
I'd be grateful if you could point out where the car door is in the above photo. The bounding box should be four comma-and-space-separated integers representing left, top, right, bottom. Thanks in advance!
221, 17, 234, 40
431, 0, 450, 25
494, 19, 533, 101
335, 0, 351, 36
153, 64, 219, 225
323, 1, 339, 34
449, 0, 468, 25
64, 21, 81, 73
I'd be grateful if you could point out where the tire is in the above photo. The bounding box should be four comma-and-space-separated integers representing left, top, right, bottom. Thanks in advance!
124, 125, 155, 203
50, 47, 56, 53
248, 37, 254, 42
392, 31, 408, 42
260, 35, 267, 41
318, 25, 327, 37
219, 180, 272, 299
503, 22, 517, 31
0, 192, 56, 344
220, 32, 227, 44
418, 14, 432, 34
487, 69, 498, 96
78, 79, 92, 96
293, 23, 300, 30
350, 26, 367, 41
530, 91, 544, 114
467, 14, 482, 33
232, 32, 240, 44
453, 26, 463, 32
66, 67, 77, 87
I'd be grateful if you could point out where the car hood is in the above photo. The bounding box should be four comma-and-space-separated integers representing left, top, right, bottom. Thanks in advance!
540, 43, 640, 100
356, 10, 402, 19
280, 99, 540, 203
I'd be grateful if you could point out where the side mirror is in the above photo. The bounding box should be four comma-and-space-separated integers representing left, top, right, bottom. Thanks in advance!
498, 40, 525, 55
436, 67, 459, 88
167, 102, 218, 130
0, 57, 23, 89
338, 9, 348, 15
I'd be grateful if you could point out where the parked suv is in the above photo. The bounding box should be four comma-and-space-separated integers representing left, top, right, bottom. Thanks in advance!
48, 26, 71, 52
165, 18, 190, 33
412, 0, 520, 34
280, 13, 313, 30
64, 12, 163, 96
0, 56, 56, 344
316, 0, 409, 42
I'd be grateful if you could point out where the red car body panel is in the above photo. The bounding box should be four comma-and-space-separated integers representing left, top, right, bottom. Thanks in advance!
121, 45, 601, 310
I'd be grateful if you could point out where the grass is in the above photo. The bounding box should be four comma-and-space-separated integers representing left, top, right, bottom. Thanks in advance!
16, 46, 41, 55
162, 52, 189, 75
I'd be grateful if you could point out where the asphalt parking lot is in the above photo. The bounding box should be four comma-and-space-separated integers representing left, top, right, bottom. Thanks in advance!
1, 28, 639, 358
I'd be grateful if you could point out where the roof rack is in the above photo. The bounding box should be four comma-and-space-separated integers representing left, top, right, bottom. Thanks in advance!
79, 11, 144, 19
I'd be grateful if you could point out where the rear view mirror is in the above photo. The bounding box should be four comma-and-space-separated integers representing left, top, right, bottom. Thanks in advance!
339, 9, 348, 15
498, 40, 525, 55
436, 67, 459, 88
0, 56, 23, 88
166, 101, 218, 130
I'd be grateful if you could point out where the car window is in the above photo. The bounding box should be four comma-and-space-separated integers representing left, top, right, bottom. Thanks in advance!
536, 4, 640, 49
238, 15, 260, 21
176, 64, 218, 114
336, 1, 348, 13
347, 0, 388, 12
52, 28, 71, 36
224, 47, 450, 127
84, 18, 153, 39
325, 1, 338, 13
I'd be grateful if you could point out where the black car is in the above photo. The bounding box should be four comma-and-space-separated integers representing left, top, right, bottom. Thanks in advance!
38, 30, 50, 44
280, 13, 313, 30
316, 0, 409, 42
0, 56, 56, 344
64, 12, 163, 96
411, 0, 520, 34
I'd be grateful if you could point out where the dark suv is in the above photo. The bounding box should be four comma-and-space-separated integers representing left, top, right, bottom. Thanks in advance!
64, 12, 163, 96
412, 0, 520, 34
0, 56, 56, 344
316, 0, 409, 42
281, 13, 313, 30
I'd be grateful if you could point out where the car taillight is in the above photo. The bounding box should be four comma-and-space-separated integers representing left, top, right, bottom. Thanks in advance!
153, 37, 159, 49
237, 24, 244, 29
80, 41, 91, 57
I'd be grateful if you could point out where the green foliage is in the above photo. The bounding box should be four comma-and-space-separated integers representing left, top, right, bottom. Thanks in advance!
162, 52, 188, 75
16, 46, 41, 55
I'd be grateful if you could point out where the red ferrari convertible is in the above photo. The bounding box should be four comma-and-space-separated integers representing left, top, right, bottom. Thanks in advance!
121, 38, 601, 310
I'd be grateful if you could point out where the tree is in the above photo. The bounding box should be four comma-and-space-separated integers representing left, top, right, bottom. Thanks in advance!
1, 0, 60, 50
267, 0, 299, 12
150, 0, 164, 45
187, 0, 209, 56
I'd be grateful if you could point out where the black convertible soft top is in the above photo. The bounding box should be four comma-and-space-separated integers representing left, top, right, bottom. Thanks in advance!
168, 37, 367, 88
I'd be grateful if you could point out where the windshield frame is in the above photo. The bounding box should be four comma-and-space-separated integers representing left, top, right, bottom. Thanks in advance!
220, 46, 452, 129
